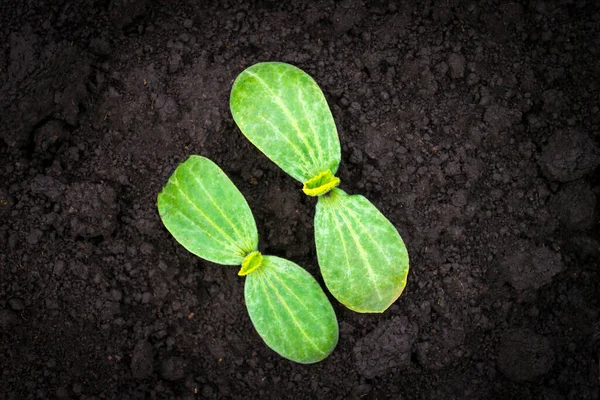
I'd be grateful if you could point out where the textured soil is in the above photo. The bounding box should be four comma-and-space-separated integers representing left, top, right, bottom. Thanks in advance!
1, 1, 599, 399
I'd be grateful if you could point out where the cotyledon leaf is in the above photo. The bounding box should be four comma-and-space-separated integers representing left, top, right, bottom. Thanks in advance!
230, 62, 341, 184
315, 188, 409, 313
157, 155, 258, 265
245, 255, 339, 364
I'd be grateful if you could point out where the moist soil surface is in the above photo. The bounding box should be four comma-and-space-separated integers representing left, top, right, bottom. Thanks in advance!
1, 1, 600, 399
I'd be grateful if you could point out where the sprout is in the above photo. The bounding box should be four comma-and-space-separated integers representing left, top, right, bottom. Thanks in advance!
231, 62, 409, 313
157, 156, 338, 363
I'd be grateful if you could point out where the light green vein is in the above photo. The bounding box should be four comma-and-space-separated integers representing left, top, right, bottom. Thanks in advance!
337, 200, 392, 265
296, 86, 325, 168
160, 192, 235, 252
262, 271, 325, 355
322, 82, 336, 170
256, 273, 291, 350
268, 268, 322, 327
245, 70, 319, 168
170, 177, 245, 255
257, 115, 313, 177
332, 201, 383, 301
326, 204, 353, 283
190, 171, 254, 252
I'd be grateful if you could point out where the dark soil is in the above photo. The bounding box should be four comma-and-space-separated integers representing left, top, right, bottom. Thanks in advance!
1, 0, 599, 399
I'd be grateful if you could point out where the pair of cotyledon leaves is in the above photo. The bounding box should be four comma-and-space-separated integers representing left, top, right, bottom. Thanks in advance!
157, 62, 409, 364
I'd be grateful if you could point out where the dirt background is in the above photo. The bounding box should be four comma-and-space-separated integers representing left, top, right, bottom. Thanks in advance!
1, 0, 600, 399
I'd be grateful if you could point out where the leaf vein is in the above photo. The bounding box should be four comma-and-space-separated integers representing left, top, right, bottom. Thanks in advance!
327, 205, 353, 283
189, 169, 254, 253
256, 274, 291, 352
170, 177, 246, 255
257, 116, 313, 177
160, 193, 236, 255
296, 86, 325, 169
337, 200, 393, 265
332, 201, 384, 301
246, 69, 319, 172
268, 269, 324, 328
262, 270, 326, 356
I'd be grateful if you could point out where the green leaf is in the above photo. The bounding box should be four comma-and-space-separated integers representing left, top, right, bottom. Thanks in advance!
315, 188, 409, 313
245, 255, 339, 364
230, 62, 341, 183
157, 155, 258, 265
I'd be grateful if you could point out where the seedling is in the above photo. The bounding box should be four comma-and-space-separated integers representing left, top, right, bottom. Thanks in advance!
230, 62, 409, 313
157, 155, 338, 363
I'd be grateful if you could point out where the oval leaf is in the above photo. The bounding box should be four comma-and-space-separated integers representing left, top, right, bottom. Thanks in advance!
230, 62, 341, 183
315, 188, 409, 313
245, 255, 339, 364
157, 155, 258, 265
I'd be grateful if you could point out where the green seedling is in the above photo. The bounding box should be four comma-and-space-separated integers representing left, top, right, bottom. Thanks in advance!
157, 155, 338, 363
230, 62, 409, 313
